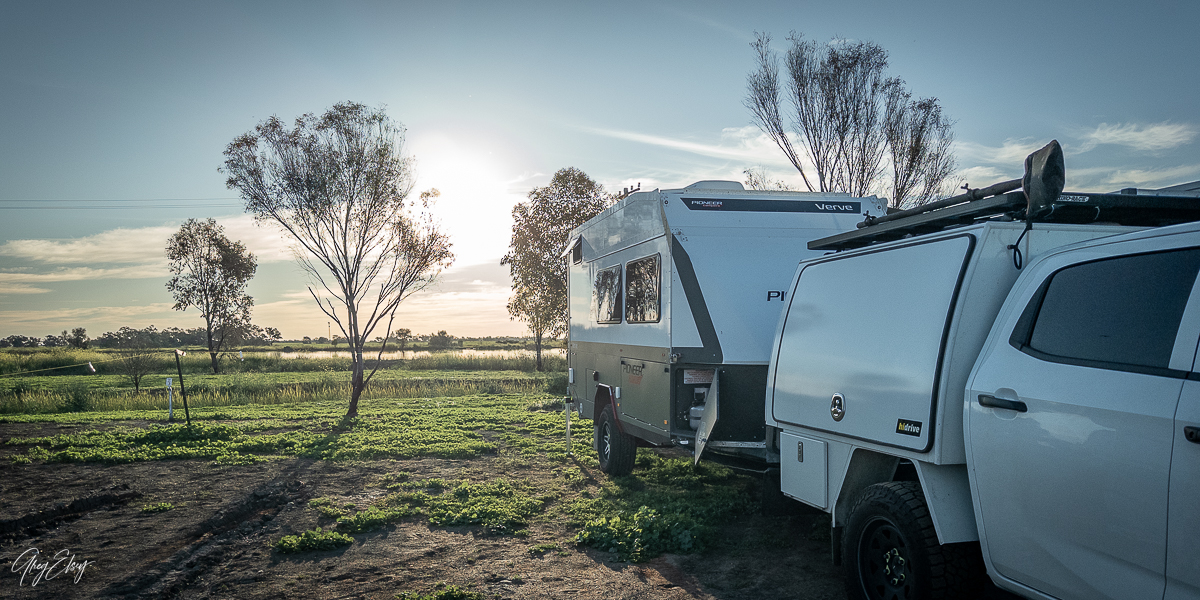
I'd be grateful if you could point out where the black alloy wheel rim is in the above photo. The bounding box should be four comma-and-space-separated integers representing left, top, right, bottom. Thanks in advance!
858, 517, 914, 600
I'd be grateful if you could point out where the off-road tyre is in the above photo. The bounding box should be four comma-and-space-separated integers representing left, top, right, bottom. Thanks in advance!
843, 481, 985, 600
595, 405, 636, 476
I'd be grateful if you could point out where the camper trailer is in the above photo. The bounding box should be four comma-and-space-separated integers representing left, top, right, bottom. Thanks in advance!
564, 181, 886, 474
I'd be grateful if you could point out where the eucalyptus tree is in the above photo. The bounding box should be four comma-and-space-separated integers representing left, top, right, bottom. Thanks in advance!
166, 218, 257, 374
502, 167, 613, 371
747, 32, 956, 208
222, 102, 453, 418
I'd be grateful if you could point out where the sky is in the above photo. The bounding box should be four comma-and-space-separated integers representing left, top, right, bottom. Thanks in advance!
1, 0, 1197, 340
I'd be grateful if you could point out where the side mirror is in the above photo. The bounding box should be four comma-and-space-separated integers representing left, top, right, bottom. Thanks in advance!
1023, 140, 1065, 218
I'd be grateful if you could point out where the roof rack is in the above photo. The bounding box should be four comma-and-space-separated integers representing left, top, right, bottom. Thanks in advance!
809, 139, 1200, 252
809, 189, 1200, 252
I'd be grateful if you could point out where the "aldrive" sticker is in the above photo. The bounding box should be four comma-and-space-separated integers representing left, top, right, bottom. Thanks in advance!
896, 419, 923, 437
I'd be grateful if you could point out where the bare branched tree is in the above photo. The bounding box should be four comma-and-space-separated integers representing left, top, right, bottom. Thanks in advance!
222, 102, 454, 418
747, 31, 957, 207
742, 166, 792, 191
885, 90, 958, 208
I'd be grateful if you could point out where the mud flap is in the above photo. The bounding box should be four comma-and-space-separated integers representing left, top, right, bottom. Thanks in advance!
693, 370, 720, 465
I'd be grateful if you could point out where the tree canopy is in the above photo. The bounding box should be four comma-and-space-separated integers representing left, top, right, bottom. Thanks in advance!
222, 101, 453, 417
746, 32, 957, 208
502, 167, 613, 370
166, 218, 257, 374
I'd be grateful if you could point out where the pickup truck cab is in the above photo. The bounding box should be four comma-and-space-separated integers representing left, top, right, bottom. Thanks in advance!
965, 221, 1200, 600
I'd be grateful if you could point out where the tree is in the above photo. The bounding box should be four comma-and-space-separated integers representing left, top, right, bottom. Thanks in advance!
502, 167, 613, 371
222, 102, 454, 418
428, 330, 454, 350
166, 218, 257, 374
393, 328, 412, 352
67, 327, 89, 349
746, 32, 956, 208
109, 328, 158, 393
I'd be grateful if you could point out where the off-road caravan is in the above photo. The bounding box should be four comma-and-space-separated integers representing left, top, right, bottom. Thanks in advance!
564, 181, 886, 474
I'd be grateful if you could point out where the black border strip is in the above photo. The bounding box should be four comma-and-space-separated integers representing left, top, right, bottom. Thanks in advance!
670, 236, 723, 363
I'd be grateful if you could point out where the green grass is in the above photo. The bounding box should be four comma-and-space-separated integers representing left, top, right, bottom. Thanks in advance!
396, 584, 486, 600
0, 369, 559, 415
274, 528, 354, 553
3, 393, 583, 463
4, 385, 752, 563
141, 502, 174, 513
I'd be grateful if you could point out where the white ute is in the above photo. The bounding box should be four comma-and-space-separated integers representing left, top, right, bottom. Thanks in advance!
766, 141, 1200, 599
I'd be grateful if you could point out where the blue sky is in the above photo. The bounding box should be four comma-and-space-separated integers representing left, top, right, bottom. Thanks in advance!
2, 0, 1197, 339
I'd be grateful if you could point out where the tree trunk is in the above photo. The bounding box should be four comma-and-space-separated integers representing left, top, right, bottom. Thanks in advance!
346, 353, 364, 418
534, 332, 543, 372
209, 352, 221, 374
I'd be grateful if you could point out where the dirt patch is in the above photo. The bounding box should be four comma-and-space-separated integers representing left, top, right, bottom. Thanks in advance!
0, 427, 854, 600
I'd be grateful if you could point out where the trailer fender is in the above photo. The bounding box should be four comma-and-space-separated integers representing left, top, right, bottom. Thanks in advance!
592, 385, 624, 433
910, 461, 978, 544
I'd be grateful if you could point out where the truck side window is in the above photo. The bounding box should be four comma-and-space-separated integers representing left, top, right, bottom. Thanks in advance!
593, 265, 622, 324
625, 254, 661, 323
1015, 248, 1200, 371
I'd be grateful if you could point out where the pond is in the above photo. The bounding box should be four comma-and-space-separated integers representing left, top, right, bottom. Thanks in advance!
258, 348, 566, 360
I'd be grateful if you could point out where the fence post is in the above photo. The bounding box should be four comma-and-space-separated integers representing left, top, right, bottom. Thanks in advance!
174, 350, 190, 426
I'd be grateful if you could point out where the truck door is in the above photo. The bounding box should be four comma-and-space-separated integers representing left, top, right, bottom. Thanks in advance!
966, 247, 1200, 600
1166, 356, 1200, 599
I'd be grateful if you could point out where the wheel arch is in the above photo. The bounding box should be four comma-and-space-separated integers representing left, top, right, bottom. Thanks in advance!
833, 450, 979, 545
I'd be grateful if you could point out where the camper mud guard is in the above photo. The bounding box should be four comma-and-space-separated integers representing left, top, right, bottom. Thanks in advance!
592, 385, 623, 433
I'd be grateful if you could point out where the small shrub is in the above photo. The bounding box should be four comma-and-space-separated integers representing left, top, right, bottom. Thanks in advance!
335, 506, 414, 533
527, 542, 559, 556
575, 506, 699, 562
396, 584, 485, 600
57, 380, 92, 413
142, 502, 174, 513
274, 528, 354, 553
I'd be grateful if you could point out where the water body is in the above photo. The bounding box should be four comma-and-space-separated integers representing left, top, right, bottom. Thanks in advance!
261, 348, 566, 360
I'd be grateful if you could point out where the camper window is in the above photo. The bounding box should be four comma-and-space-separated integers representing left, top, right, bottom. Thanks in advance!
625, 255, 661, 323
593, 265, 623, 323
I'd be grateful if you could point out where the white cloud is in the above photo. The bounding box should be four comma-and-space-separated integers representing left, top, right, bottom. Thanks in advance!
1069, 164, 1200, 191
581, 125, 788, 166
0, 265, 168, 283
0, 303, 181, 332
0, 283, 50, 294
0, 215, 293, 267
0, 226, 176, 265
1077, 122, 1197, 152
954, 139, 1045, 167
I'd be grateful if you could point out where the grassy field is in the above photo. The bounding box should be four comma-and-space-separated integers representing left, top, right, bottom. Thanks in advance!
3, 392, 754, 563
0, 344, 757, 564
0, 348, 566, 414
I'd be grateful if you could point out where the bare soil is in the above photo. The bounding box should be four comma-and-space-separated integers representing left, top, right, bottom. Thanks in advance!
0, 421, 850, 600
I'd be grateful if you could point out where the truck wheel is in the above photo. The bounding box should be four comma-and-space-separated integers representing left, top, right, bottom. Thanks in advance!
595, 405, 635, 476
843, 481, 983, 600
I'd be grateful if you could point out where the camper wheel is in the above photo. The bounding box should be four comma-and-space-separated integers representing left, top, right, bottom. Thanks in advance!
595, 405, 636, 475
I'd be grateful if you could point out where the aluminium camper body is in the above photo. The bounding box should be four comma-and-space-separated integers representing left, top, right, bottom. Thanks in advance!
565, 181, 885, 472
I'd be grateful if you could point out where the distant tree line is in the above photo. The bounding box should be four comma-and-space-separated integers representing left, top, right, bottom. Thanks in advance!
0, 324, 281, 349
